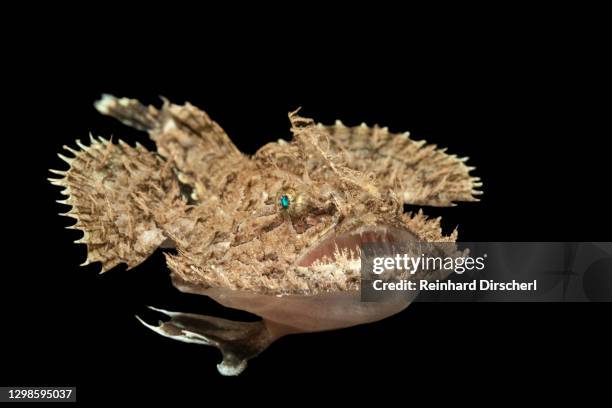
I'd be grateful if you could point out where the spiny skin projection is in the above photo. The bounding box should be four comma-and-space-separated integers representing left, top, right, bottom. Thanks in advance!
49, 95, 483, 376
49, 95, 482, 296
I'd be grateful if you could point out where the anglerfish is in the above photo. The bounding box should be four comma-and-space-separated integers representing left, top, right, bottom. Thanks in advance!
49, 95, 482, 375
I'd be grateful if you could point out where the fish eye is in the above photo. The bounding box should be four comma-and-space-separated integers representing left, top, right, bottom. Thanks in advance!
280, 194, 290, 209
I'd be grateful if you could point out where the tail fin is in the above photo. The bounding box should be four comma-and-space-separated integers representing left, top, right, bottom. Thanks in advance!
49, 136, 185, 272
137, 306, 276, 376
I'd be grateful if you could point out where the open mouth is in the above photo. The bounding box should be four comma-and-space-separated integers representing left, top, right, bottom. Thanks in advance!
297, 225, 417, 267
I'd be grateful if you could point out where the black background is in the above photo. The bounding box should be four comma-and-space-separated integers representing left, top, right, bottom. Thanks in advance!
3, 8, 610, 404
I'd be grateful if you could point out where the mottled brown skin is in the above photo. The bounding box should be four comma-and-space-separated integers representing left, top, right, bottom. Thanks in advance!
50, 96, 481, 295
49, 96, 481, 375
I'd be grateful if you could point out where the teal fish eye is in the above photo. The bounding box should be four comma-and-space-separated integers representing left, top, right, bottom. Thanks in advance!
280, 194, 290, 209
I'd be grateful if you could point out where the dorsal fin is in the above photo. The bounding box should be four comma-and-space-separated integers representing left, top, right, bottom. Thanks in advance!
95, 95, 248, 202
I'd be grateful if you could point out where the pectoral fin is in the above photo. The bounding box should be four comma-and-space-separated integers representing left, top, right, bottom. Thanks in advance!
49, 136, 186, 272
317, 120, 483, 207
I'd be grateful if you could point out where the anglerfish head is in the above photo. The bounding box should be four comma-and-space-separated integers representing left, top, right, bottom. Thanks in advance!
166, 113, 459, 337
